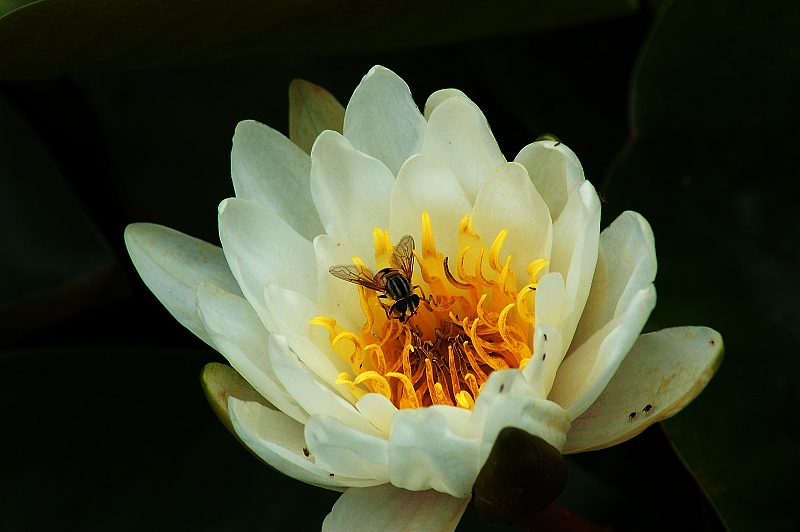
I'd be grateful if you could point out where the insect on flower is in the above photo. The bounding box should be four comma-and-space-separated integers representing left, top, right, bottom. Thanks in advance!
329, 234, 423, 323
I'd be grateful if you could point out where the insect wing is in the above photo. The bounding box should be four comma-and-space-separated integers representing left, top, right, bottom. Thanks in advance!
328, 264, 385, 292
390, 234, 416, 279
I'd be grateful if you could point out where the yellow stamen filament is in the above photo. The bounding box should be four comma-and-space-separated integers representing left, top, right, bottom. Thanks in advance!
313, 212, 547, 410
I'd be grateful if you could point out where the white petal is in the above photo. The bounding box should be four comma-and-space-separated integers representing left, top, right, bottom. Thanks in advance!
548, 181, 601, 352
551, 285, 656, 418
421, 96, 505, 203
268, 334, 382, 437
310, 130, 395, 256
263, 284, 352, 385
389, 154, 472, 261
471, 162, 553, 283
305, 415, 390, 481
571, 211, 657, 345
523, 324, 565, 399
218, 198, 317, 331
468, 370, 571, 465
423, 89, 482, 120
514, 140, 585, 221
564, 327, 724, 454
228, 397, 381, 490
343, 65, 426, 176
388, 406, 480, 498
550, 211, 658, 417
313, 234, 364, 332
322, 484, 468, 532
195, 281, 307, 423
356, 393, 397, 435
124, 223, 240, 346
230, 120, 323, 241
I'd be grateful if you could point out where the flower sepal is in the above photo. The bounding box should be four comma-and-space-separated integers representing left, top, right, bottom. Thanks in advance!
471, 426, 568, 523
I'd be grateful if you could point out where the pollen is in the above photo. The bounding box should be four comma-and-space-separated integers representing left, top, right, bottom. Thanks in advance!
312, 212, 548, 410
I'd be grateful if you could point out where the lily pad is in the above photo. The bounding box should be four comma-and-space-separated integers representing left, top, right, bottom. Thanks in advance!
0, 0, 638, 80
605, 0, 800, 528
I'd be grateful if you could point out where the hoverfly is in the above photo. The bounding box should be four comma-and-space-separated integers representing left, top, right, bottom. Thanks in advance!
328, 234, 421, 323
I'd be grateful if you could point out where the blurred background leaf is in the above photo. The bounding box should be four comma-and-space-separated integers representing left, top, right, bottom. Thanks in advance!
0, 0, 637, 80
603, 0, 800, 529
0, 94, 126, 346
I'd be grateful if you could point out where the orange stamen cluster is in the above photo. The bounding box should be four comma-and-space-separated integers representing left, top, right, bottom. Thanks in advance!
312, 212, 548, 409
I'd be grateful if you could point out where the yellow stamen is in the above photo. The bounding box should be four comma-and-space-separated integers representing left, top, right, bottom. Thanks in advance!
312, 211, 547, 410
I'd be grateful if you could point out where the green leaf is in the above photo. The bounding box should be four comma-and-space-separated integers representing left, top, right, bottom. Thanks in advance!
605, 0, 800, 528
0, 95, 125, 345
0, 0, 637, 80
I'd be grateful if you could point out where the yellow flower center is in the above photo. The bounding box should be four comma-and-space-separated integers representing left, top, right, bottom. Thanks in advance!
312, 212, 548, 410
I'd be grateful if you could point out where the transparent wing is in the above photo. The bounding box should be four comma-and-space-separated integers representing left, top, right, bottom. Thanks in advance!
328, 264, 385, 292
390, 234, 415, 279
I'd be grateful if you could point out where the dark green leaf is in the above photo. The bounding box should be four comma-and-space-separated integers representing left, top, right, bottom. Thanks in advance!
605, 0, 800, 529
0, 0, 638, 80
0, 95, 125, 345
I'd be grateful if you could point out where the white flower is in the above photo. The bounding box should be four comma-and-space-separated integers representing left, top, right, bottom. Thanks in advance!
125, 66, 723, 530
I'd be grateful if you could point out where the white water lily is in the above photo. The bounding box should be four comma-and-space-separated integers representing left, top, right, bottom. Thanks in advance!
125, 66, 723, 530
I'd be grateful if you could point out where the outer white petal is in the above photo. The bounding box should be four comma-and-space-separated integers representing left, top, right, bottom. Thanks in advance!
322, 484, 468, 532
548, 180, 601, 354
564, 327, 724, 454
389, 406, 479, 498
310, 130, 395, 256
343, 65, 426, 176
420, 96, 505, 203
305, 415, 390, 482
267, 334, 381, 437
195, 281, 307, 423
514, 140, 585, 220
124, 223, 240, 346
471, 161, 553, 285
231, 120, 323, 241
218, 198, 317, 331
523, 324, 563, 398
550, 211, 657, 418
389, 154, 472, 261
228, 397, 382, 490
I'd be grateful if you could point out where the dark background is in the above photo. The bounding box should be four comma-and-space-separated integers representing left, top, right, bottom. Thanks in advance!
1, 0, 798, 530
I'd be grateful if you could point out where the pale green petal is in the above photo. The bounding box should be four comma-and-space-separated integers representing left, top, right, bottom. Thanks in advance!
514, 140, 585, 221
228, 397, 381, 490
322, 484, 468, 532
305, 414, 390, 481
564, 327, 724, 454
310, 130, 395, 256
124, 223, 240, 346
343, 65, 426, 176
389, 154, 471, 261
231, 120, 323, 241
420, 96, 505, 203
267, 333, 381, 437
471, 162, 553, 284
289, 78, 345, 155
388, 405, 480, 498
218, 198, 317, 331
195, 281, 307, 423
